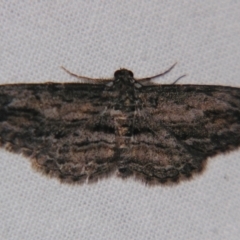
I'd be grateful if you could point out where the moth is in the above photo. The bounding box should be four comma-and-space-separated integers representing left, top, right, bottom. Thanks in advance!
0, 63, 240, 185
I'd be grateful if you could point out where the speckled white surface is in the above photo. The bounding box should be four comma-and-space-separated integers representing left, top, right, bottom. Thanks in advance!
1, 1, 240, 239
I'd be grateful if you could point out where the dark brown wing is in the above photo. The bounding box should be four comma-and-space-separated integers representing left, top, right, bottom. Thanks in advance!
122, 84, 240, 184
0, 83, 117, 183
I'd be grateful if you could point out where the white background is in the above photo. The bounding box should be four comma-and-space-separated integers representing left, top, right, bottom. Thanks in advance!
1, 1, 240, 239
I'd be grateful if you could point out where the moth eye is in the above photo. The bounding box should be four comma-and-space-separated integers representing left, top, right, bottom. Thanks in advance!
128, 71, 134, 78
114, 70, 121, 78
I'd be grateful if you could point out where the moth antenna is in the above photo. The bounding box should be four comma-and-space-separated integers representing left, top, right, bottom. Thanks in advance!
136, 62, 177, 82
171, 74, 187, 85
61, 66, 112, 83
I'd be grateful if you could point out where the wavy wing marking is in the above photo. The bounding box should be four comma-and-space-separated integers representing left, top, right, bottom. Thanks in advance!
122, 85, 240, 183
0, 83, 117, 183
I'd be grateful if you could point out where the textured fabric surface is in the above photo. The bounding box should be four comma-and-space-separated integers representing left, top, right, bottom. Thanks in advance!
1, 1, 240, 240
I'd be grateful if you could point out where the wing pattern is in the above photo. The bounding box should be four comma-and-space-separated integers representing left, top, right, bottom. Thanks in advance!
126, 85, 240, 183
0, 70, 240, 185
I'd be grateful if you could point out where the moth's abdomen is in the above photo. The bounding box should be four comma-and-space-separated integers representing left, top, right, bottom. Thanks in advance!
110, 109, 133, 148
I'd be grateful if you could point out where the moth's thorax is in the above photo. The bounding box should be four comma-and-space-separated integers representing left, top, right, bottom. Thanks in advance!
106, 69, 136, 147
110, 69, 136, 111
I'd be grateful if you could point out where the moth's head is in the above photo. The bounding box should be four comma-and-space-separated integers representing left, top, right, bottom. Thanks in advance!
114, 69, 134, 84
